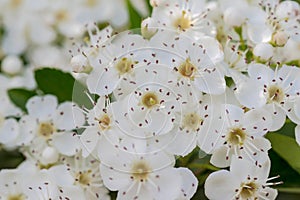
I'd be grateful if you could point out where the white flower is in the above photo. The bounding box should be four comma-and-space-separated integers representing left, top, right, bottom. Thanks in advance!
49, 154, 110, 200
205, 157, 279, 200
199, 104, 272, 168
246, 0, 300, 46
80, 96, 123, 158
150, 0, 216, 39
0, 169, 28, 200
235, 64, 300, 131
149, 31, 225, 95
1, 55, 23, 75
98, 138, 198, 200
86, 32, 147, 96
24, 169, 85, 200
18, 95, 85, 164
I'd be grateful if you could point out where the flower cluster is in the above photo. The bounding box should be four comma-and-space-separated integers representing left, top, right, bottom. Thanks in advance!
0, 0, 300, 199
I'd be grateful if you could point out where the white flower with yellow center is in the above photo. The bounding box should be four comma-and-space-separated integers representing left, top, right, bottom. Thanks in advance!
246, 0, 300, 46
110, 64, 181, 143
205, 157, 279, 200
17, 95, 85, 164
199, 104, 272, 168
0, 169, 28, 200
98, 138, 198, 200
86, 32, 147, 96
80, 96, 124, 158
48, 154, 110, 200
23, 169, 85, 200
149, 31, 225, 95
235, 64, 300, 131
150, 0, 216, 39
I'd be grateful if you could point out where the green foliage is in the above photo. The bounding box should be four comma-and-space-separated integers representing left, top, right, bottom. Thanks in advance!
7, 88, 36, 111
35, 68, 94, 109
0, 148, 24, 169
126, 0, 142, 29
266, 132, 300, 174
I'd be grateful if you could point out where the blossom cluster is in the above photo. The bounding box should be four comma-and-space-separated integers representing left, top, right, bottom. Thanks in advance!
0, 0, 300, 199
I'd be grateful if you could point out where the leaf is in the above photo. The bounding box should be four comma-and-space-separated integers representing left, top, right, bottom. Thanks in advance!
7, 88, 36, 111
126, 0, 142, 29
35, 68, 94, 108
266, 132, 300, 174
0, 149, 25, 169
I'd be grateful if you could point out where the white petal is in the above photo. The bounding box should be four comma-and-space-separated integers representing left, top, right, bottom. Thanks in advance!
166, 130, 197, 156
243, 107, 273, 136
175, 167, 198, 199
48, 165, 74, 186
55, 102, 85, 130
80, 127, 100, 158
87, 65, 119, 96
16, 115, 38, 145
100, 163, 131, 191
150, 168, 181, 200
194, 68, 226, 95
260, 187, 278, 200
248, 63, 274, 85
265, 104, 286, 131
26, 95, 58, 121
0, 118, 19, 144
59, 186, 85, 199
247, 23, 272, 44
210, 146, 231, 168
52, 132, 80, 156
235, 80, 266, 108
204, 170, 237, 200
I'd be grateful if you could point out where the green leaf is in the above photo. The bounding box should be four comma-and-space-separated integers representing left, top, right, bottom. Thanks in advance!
266, 132, 300, 174
126, 0, 142, 29
35, 68, 94, 108
7, 88, 36, 111
0, 149, 24, 169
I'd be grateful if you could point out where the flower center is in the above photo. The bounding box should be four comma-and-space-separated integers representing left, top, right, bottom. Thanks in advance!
178, 59, 197, 80
115, 57, 135, 75
55, 10, 69, 22
182, 113, 202, 131
38, 122, 56, 139
267, 85, 284, 103
10, 0, 22, 8
227, 128, 246, 146
98, 114, 111, 131
131, 161, 152, 181
174, 10, 191, 31
77, 170, 92, 186
8, 194, 25, 200
141, 92, 159, 109
86, 0, 97, 7
239, 182, 258, 199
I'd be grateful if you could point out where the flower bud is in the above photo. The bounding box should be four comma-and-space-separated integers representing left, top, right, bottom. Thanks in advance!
141, 17, 158, 40
1, 55, 23, 75
272, 31, 289, 46
41, 146, 59, 164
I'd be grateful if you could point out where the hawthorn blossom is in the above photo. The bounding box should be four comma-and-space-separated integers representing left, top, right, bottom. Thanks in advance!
199, 104, 272, 168
150, 0, 216, 39
98, 138, 198, 200
205, 157, 279, 200
235, 64, 300, 131
17, 95, 85, 165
